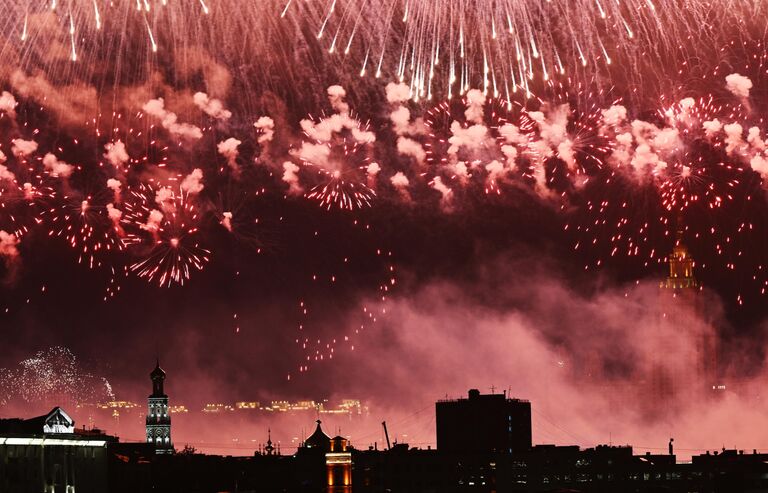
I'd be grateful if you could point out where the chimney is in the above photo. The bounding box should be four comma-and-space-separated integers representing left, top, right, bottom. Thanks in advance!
468, 389, 480, 399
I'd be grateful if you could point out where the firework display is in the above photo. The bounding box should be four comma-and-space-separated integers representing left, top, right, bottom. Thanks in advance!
3, 1, 768, 379
0, 346, 114, 407
296, 90, 378, 211
287, 0, 751, 100
2, 1, 767, 107
1, 74, 766, 291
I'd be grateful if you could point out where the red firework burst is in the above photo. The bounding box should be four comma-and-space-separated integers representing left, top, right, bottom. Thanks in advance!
122, 184, 211, 287
298, 111, 377, 211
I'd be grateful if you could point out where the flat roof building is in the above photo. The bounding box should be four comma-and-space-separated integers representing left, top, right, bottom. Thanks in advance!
436, 389, 532, 455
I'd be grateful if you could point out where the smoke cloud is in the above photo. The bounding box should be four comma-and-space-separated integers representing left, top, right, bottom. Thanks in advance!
327, 85, 350, 114
366, 162, 381, 188
254, 116, 275, 144
180, 168, 205, 195
217, 138, 242, 173
385, 82, 411, 104
431, 176, 453, 209
9, 70, 98, 128
42, 153, 74, 178
220, 212, 233, 232
390, 172, 411, 201
725, 73, 753, 99
0, 91, 18, 117
0, 231, 19, 262
601, 105, 628, 128
0, 151, 14, 182
104, 141, 130, 169
386, 82, 425, 137
11, 138, 38, 157
193, 92, 232, 121
397, 137, 427, 165
282, 161, 303, 195
141, 209, 164, 233
106, 178, 122, 203
464, 89, 486, 124
142, 98, 203, 140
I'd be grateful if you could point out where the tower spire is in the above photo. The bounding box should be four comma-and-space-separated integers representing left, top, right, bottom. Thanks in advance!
265, 428, 275, 455
147, 360, 173, 454
663, 213, 698, 290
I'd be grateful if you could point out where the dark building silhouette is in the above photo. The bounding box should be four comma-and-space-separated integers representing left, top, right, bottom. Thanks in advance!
146, 360, 173, 454
436, 388, 532, 455
304, 419, 332, 450
263, 428, 276, 455
295, 420, 353, 492
9, 388, 768, 492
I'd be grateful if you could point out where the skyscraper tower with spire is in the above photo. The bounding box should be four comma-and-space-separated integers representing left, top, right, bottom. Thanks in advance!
651, 215, 718, 404
662, 218, 698, 291
146, 360, 173, 454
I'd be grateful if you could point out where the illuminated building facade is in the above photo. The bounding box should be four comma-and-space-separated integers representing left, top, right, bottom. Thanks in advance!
146, 360, 173, 454
663, 224, 699, 290
327, 434, 352, 492
299, 420, 353, 492
0, 407, 113, 493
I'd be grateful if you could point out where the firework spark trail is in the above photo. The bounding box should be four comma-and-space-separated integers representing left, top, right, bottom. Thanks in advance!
41, 194, 127, 269
290, 86, 378, 211
121, 183, 210, 288
290, 218, 396, 377
0, 129, 58, 237
0, 346, 114, 407
282, 0, 759, 102
4, 0, 767, 112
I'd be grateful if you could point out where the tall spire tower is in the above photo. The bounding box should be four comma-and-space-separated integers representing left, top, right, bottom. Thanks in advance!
662, 216, 698, 290
146, 360, 173, 454
652, 214, 718, 402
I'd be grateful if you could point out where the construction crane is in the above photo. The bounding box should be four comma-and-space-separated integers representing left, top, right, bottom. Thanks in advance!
382, 421, 392, 450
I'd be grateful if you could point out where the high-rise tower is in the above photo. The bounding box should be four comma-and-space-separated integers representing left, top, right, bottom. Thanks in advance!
146, 360, 173, 454
662, 221, 698, 290
653, 217, 718, 403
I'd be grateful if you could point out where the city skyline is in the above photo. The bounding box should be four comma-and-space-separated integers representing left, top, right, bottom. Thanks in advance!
4, 3, 768, 488
3, 238, 766, 460
4, 385, 768, 492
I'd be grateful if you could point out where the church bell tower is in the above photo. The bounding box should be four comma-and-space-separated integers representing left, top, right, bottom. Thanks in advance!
146, 360, 173, 454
